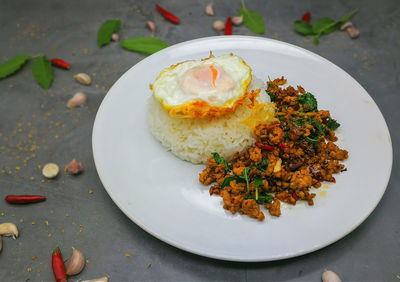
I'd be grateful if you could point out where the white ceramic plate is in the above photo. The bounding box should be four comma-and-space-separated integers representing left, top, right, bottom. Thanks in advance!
92, 36, 392, 262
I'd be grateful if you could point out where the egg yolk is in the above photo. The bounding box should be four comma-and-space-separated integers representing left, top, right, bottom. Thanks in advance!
181, 64, 235, 101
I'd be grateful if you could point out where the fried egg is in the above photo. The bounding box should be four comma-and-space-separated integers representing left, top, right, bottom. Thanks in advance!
152, 54, 253, 118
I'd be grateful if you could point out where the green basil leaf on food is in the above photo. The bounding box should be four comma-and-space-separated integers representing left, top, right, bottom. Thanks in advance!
120, 37, 168, 55
293, 20, 314, 35
254, 176, 263, 188
0, 55, 30, 79
32, 56, 53, 89
221, 176, 244, 189
97, 19, 121, 47
211, 152, 230, 171
326, 118, 340, 131
338, 8, 358, 23
297, 92, 318, 112
239, 0, 265, 34
312, 17, 337, 35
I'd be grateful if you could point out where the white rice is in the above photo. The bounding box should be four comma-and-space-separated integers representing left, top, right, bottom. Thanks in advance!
147, 78, 274, 164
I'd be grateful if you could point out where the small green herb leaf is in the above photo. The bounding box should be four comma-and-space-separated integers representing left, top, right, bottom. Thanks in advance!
312, 17, 337, 35
97, 19, 120, 47
326, 119, 340, 131
293, 20, 313, 35
0, 55, 30, 79
120, 37, 168, 55
254, 177, 263, 188
211, 152, 230, 171
256, 158, 268, 172
32, 56, 53, 89
298, 92, 318, 112
338, 8, 358, 23
245, 194, 273, 204
266, 90, 277, 102
239, 0, 265, 34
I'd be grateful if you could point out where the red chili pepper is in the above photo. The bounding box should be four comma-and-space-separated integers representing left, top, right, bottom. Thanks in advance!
292, 193, 299, 201
50, 58, 70, 70
279, 143, 289, 151
224, 17, 232, 35
52, 246, 67, 282
155, 4, 180, 24
255, 142, 274, 151
323, 119, 329, 124
302, 12, 311, 23
332, 177, 336, 183
5, 195, 46, 204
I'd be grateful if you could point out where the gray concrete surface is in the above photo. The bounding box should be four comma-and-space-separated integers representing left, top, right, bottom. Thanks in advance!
0, 0, 399, 281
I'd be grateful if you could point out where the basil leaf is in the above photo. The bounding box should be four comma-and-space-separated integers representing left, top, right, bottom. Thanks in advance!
97, 19, 121, 47
256, 158, 268, 172
338, 8, 358, 23
32, 56, 53, 89
297, 92, 318, 112
313, 35, 320, 45
312, 17, 337, 35
239, 0, 265, 34
0, 55, 30, 79
254, 176, 263, 188
326, 119, 340, 131
221, 176, 244, 189
120, 37, 168, 55
266, 90, 277, 102
245, 194, 273, 204
211, 152, 229, 171
293, 20, 313, 35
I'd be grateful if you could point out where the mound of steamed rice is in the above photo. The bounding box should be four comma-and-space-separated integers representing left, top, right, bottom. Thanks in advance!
147, 78, 275, 164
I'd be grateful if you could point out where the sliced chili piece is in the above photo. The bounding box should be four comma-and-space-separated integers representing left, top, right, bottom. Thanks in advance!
50, 58, 70, 70
255, 142, 274, 151
292, 193, 299, 201
155, 4, 180, 24
224, 17, 232, 35
332, 177, 336, 183
5, 195, 46, 204
279, 143, 289, 151
302, 12, 311, 23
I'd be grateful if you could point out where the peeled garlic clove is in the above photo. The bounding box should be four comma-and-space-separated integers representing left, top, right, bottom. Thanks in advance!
232, 15, 243, 26
66, 247, 85, 276
347, 27, 360, 39
74, 73, 92, 85
340, 21, 353, 30
322, 270, 342, 282
146, 21, 156, 33
67, 92, 87, 108
81, 276, 109, 282
205, 3, 214, 16
213, 20, 225, 31
67, 159, 83, 175
42, 163, 59, 179
0, 223, 18, 239
111, 33, 119, 41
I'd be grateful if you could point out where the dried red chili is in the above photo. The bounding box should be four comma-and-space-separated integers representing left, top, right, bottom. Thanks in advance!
52, 246, 67, 282
224, 17, 232, 35
332, 177, 336, 183
302, 12, 311, 23
5, 195, 46, 204
50, 58, 70, 70
255, 142, 274, 151
155, 4, 180, 24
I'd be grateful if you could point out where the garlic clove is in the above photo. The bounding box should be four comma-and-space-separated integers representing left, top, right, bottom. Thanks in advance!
66, 247, 85, 276
111, 33, 119, 41
322, 270, 342, 282
42, 163, 60, 179
67, 92, 87, 108
67, 159, 83, 175
340, 21, 353, 31
81, 276, 109, 282
205, 3, 214, 16
74, 73, 92, 85
347, 27, 360, 39
0, 223, 18, 239
212, 20, 225, 31
146, 21, 156, 33
232, 15, 243, 26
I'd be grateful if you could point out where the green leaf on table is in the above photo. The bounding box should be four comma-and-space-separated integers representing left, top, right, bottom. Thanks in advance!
312, 17, 337, 35
97, 19, 121, 47
293, 20, 313, 35
338, 8, 358, 23
238, 0, 265, 34
0, 55, 30, 79
120, 37, 168, 55
32, 56, 53, 89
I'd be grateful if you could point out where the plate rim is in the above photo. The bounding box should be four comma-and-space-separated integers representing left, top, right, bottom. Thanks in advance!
92, 35, 393, 262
